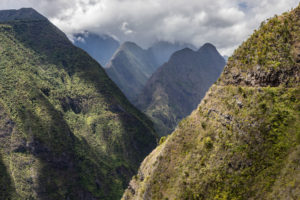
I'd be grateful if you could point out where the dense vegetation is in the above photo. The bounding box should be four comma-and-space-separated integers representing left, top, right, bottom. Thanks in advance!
219, 7, 300, 87
0, 8, 157, 200
123, 5, 300, 200
136, 44, 225, 136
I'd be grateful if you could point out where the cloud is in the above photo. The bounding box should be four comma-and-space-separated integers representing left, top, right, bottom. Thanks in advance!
121, 22, 134, 35
0, 0, 298, 55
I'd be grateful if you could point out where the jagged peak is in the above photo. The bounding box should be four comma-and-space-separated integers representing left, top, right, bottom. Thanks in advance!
168, 43, 222, 64
110, 41, 146, 59
198, 43, 217, 52
0, 8, 47, 22
168, 47, 195, 60
175, 47, 195, 54
121, 41, 141, 49
105, 41, 146, 69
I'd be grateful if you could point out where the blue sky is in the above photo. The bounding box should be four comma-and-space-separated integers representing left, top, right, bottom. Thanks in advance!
0, 0, 299, 55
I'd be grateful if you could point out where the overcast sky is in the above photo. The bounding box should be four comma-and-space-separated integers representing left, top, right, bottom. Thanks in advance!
0, 0, 299, 55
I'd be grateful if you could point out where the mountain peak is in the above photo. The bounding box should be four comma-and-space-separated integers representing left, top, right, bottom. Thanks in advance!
105, 40, 158, 101
198, 43, 217, 52
179, 47, 195, 52
122, 41, 141, 48
117, 41, 145, 54
168, 47, 195, 62
0, 8, 47, 22
173, 47, 194, 55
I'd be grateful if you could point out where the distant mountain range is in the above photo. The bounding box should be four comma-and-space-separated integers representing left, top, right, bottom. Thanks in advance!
104, 41, 195, 101
73, 31, 120, 66
75, 34, 225, 136
136, 43, 226, 135
105, 42, 158, 102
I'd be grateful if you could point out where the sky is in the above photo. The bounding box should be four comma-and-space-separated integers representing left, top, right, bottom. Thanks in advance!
0, 0, 299, 55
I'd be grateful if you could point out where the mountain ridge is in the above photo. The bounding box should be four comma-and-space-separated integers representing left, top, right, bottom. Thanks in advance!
123, 4, 300, 199
0, 8, 157, 200
0, 8, 47, 21
76, 38, 197, 103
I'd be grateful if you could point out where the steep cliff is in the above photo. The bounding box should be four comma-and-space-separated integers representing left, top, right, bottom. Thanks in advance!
123, 5, 300, 200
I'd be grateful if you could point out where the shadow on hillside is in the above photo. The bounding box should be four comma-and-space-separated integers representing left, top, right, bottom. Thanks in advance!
0, 154, 14, 200
2, 20, 157, 199
8, 19, 157, 163
19, 92, 120, 199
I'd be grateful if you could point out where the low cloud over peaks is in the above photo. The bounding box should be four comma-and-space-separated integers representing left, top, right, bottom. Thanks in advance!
0, 0, 298, 55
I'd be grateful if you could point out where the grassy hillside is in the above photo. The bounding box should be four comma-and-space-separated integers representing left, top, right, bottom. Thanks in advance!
122, 5, 300, 200
0, 8, 157, 200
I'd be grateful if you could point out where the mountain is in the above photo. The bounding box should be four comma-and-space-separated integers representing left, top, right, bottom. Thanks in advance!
148, 41, 197, 67
0, 7, 46, 21
123, 5, 300, 200
0, 8, 157, 200
136, 43, 225, 136
105, 42, 158, 102
103, 41, 196, 103
73, 31, 120, 66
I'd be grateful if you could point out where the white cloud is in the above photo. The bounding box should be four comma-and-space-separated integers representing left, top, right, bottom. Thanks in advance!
0, 0, 298, 55
121, 22, 134, 35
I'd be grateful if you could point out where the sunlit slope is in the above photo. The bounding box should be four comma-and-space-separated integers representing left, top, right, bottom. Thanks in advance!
123, 5, 300, 200
0, 8, 157, 200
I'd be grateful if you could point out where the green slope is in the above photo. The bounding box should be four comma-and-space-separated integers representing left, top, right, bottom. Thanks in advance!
0, 8, 157, 200
122, 5, 300, 200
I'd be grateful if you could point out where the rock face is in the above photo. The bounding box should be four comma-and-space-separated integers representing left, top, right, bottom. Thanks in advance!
73, 31, 120, 66
0, 8, 157, 200
136, 43, 225, 136
105, 42, 158, 102
122, 5, 300, 200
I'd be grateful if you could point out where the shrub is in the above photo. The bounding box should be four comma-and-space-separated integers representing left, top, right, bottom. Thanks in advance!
201, 122, 207, 130
159, 136, 167, 145
204, 137, 213, 149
